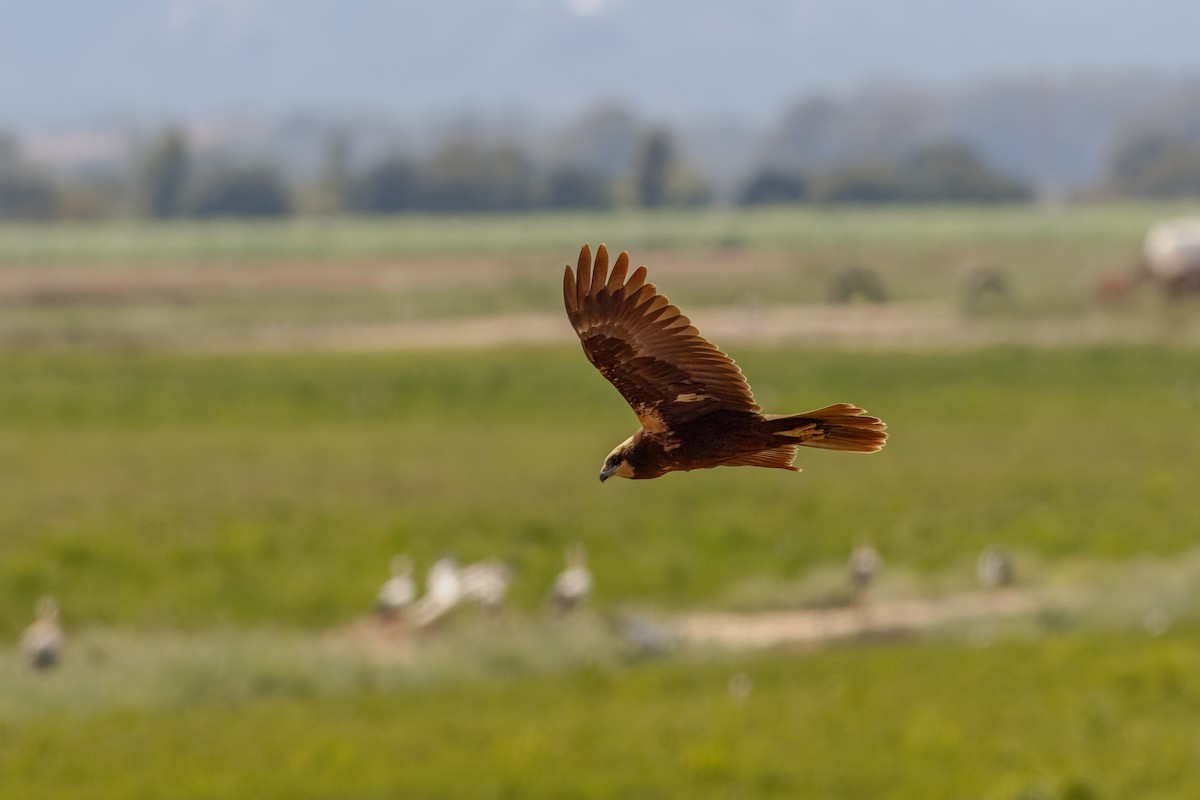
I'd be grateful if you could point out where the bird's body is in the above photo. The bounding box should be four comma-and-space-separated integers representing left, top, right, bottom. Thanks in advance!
563, 244, 887, 481
599, 407, 876, 480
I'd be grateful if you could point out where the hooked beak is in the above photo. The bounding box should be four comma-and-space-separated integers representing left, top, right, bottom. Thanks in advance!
599, 469, 610, 483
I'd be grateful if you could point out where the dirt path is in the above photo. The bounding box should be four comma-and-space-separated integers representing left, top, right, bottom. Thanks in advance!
671, 590, 1046, 649
324, 589, 1057, 662
4, 249, 1198, 350
230, 304, 1200, 352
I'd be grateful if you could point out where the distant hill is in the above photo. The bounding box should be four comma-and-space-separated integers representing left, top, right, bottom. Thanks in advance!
757, 75, 1200, 195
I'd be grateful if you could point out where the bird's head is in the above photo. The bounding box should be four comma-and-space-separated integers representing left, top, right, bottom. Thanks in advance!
599, 433, 639, 482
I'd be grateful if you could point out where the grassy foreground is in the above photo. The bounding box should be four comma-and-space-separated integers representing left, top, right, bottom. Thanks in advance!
4, 627, 1200, 799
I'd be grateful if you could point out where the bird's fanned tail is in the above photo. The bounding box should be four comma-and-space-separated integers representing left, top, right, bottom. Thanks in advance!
766, 403, 888, 453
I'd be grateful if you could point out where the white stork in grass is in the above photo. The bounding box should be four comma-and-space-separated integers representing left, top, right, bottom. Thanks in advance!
409, 556, 464, 628
21, 596, 62, 671
977, 547, 1015, 591
459, 560, 513, 613
848, 545, 883, 606
375, 554, 416, 620
548, 543, 593, 612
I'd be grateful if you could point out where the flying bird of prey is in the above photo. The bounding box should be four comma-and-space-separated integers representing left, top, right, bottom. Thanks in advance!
563, 244, 887, 481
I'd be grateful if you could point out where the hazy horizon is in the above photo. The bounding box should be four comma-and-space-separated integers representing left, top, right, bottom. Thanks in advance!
6, 0, 1200, 130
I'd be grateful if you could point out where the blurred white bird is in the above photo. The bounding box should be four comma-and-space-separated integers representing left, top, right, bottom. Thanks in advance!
548, 543, 592, 612
374, 554, 416, 620
410, 556, 463, 627
848, 545, 883, 606
459, 560, 512, 612
977, 546, 1015, 590
21, 596, 62, 671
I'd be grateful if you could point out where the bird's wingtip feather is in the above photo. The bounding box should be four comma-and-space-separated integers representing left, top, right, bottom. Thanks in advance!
563, 266, 578, 315
590, 244, 609, 295
576, 244, 592, 307
606, 250, 630, 291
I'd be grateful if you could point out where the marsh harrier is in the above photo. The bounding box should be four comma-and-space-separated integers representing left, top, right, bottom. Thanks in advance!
564, 244, 887, 481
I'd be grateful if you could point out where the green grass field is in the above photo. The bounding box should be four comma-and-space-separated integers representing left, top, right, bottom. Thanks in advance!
3, 206, 1200, 797
5, 627, 1200, 799
3, 203, 1200, 350
2, 344, 1200, 797
2, 203, 1198, 266
3, 345, 1198, 631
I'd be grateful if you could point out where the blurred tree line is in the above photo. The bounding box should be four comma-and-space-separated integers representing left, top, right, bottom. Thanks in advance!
1097, 91, 1200, 198
738, 141, 1031, 206
133, 125, 709, 220
0, 124, 708, 221
13, 110, 1200, 222
1104, 130, 1200, 198
0, 133, 58, 220
0, 127, 1033, 222
139, 128, 292, 219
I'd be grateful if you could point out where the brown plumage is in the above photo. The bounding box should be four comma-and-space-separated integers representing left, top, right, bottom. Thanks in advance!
563, 244, 887, 481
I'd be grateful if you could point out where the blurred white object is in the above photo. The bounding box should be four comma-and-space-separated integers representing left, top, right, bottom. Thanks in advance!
374, 554, 416, 620
976, 547, 1015, 590
409, 556, 463, 627
548, 543, 592, 612
1143, 218, 1200, 281
459, 560, 512, 611
613, 613, 673, 657
426, 556, 463, 605
728, 671, 754, 700
848, 545, 882, 604
21, 596, 62, 671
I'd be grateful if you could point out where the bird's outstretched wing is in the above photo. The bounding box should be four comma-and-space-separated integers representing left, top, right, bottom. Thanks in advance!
564, 244, 759, 433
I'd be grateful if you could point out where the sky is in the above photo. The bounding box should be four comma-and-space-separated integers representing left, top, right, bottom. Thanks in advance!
4, 0, 1200, 129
